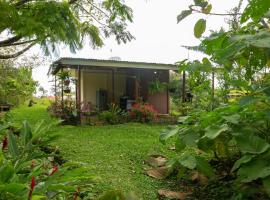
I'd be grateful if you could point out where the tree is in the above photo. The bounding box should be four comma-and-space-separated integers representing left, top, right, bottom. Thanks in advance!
0, 0, 134, 59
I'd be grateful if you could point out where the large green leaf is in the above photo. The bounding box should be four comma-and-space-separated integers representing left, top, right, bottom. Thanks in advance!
21, 120, 32, 146
179, 155, 197, 169
194, 19, 206, 38
7, 131, 20, 158
0, 183, 27, 196
239, 96, 258, 106
195, 156, 215, 178
160, 126, 179, 144
222, 114, 240, 124
237, 157, 270, 182
0, 162, 14, 183
175, 138, 186, 152
235, 133, 270, 154
204, 124, 229, 139
231, 155, 256, 172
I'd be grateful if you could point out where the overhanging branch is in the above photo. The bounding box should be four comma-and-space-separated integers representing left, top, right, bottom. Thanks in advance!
0, 35, 22, 47
0, 42, 36, 59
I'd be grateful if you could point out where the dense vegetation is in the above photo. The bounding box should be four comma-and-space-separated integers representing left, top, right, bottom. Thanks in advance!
0, 59, 37, 106
159, 0, 270, 199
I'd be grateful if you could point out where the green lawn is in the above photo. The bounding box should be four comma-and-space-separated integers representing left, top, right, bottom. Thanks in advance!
10, 102, 177, 199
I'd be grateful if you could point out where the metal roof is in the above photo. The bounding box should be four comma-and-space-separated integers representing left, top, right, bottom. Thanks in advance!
49, 57, 178, 75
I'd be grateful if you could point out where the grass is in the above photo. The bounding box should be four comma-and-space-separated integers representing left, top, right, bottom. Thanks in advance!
10, 101, 178, 199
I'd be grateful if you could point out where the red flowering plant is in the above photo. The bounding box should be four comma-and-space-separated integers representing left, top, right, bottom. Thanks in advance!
0, 119, 97, 200
130, 102, 157, 123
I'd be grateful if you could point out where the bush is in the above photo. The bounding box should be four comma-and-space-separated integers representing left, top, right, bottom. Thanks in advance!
130, 103, 157, 123
98, 103, 128, 125
0, 119, 96, 199
160, 87, 270, 199
47, 100, 79, 125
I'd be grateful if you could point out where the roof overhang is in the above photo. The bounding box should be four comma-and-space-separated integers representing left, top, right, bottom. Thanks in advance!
49, 57, 178, 75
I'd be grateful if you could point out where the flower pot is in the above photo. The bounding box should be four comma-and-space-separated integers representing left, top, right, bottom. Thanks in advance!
64, 79, 70, 86
63, 88, 71, 93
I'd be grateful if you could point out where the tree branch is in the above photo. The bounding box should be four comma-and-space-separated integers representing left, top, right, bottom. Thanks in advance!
190, 7, 242, 16
0, 39, 37, 47
0, 35, 22, 47
0, 42, 36, 59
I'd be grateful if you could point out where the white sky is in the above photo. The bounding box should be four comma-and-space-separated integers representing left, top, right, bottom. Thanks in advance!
33, 0, 244, 93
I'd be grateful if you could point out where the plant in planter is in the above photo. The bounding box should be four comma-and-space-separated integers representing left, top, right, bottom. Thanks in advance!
58, 71, 71, 86
148, 79, 167, 95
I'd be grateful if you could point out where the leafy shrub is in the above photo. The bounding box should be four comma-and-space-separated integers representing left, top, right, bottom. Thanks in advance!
0, 119, 97, 199
48, 100, 79, 125
98, 103, 127, 125
130, 102, 157, 123
160, 85, 270, 199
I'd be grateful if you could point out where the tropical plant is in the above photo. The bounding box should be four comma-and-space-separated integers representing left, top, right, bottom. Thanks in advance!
148, 79, 167, 95
0, 119, 97, 199
98, 103, 127, 125
159, 0, 270, 198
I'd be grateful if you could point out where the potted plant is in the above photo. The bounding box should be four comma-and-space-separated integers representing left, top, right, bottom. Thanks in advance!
58, 71, 71, 86
148, 79, 167, 95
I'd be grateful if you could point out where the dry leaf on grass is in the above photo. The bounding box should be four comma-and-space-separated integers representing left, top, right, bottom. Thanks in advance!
158, 189, 190, 200
146, 155, 168, 167
190, 170, 208, 185
146, 166, 170, 179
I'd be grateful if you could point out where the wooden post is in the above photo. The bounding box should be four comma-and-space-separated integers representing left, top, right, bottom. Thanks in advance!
112, 69, 115, 102
77, 66, 81, 107
54, 75, 57, 102
182, 71, 186, 103
61, 68, 64, 109
77, 66, 81, 124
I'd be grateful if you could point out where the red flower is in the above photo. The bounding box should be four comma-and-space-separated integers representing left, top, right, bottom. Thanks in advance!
2, 136, 8, 150
28, 177, 36, 200
49, 165, 58, 176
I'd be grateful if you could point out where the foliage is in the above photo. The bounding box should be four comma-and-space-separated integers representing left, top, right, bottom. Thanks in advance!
130, 102, 157, 123
98, 103, 128, 125
0, 0, 134, 59
148, 79, 167, 95
58, 70, 71, 81
48, 100, 79, 125
0, 118, 97, 199
164, 0, 270, 199
0, 61, 37, 106
177, 59, 214, 111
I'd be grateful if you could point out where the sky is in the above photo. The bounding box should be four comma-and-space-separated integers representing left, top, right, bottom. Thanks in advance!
32, 0, 244, 93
